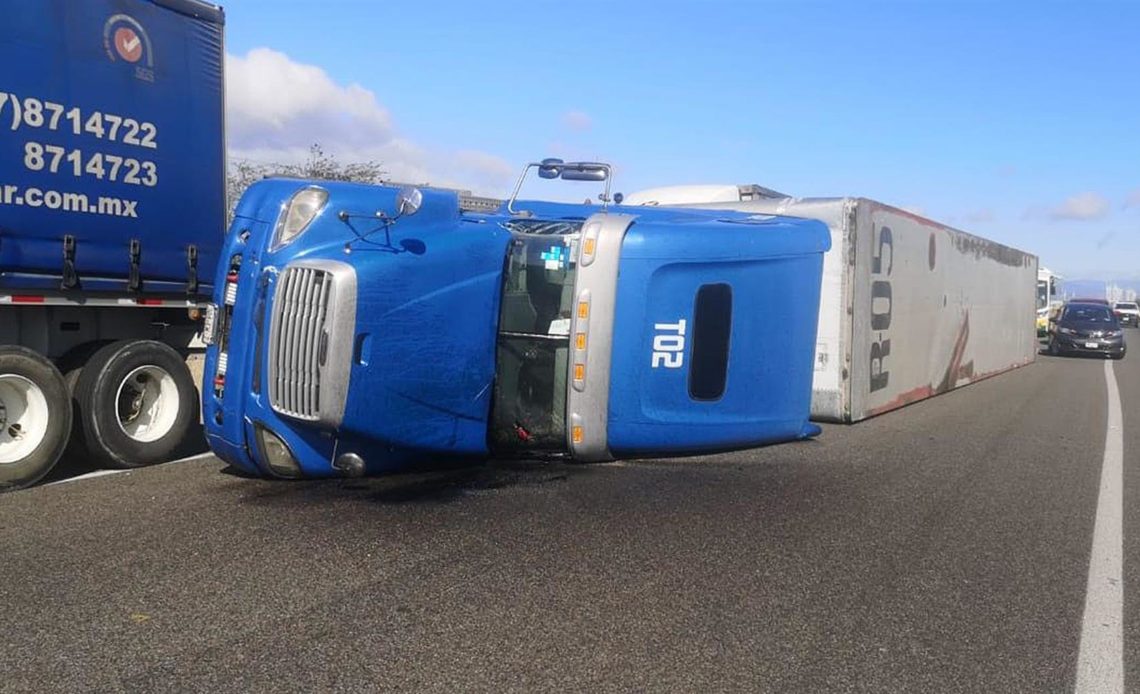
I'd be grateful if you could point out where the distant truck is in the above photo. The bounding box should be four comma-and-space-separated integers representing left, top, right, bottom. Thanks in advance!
0, 0, 224, 489
200, 161, 830, 479
1037, 266, 1063, 336
622, 186, 1039, 422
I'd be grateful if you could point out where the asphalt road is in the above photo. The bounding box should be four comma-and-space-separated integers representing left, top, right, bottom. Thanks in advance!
1, 346, 1136, 693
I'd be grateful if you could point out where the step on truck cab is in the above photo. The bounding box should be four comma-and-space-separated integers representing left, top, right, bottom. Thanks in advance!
202, 160, 830, 479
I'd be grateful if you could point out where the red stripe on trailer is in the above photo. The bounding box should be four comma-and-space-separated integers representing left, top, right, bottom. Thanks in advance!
2, 294, 205, 308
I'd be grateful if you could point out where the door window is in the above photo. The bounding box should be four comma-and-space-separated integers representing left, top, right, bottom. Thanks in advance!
490, 234, 578, 453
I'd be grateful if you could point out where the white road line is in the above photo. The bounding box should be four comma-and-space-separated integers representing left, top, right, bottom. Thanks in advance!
44, 451, 216, 487
164, 451, 216, 466
1075, 360, 1124, 694
45, 468, 128, 485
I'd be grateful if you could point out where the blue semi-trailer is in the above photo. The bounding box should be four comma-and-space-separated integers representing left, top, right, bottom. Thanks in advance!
0, 0, 224, 489
201, 161, 831, 479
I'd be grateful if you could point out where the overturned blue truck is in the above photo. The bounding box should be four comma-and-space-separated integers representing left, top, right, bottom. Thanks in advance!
202, 161, 830, 479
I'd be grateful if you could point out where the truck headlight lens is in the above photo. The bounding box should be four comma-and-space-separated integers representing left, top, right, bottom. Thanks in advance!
271, 186, 328, 251
254, 424, 302, 478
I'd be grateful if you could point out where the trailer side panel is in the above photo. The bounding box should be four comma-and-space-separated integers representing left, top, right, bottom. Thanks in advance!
849, 200, 1037, 420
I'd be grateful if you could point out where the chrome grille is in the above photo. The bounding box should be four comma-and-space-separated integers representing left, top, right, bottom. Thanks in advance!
268, 266, 332, 420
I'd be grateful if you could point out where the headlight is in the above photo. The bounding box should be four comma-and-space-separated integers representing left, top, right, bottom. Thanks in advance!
1059, 327, 1075, 335
1107, 330, 1123, 338
271, 186, 328, 251
254, 424, 302, 478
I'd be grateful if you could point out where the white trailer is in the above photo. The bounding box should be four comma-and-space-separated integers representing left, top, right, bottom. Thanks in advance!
623, 186, 1038, 422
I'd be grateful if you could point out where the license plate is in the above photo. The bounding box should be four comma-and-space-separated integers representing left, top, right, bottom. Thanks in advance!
201, 303, 218, 345
1085, 341, 1099, 349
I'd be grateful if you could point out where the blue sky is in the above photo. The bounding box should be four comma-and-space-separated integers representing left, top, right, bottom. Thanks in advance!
222, 0, 1140, 280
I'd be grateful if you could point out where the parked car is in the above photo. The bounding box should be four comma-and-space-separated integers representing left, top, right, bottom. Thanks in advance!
1047, 302, 1126, 359
1112, 301, 1140, 327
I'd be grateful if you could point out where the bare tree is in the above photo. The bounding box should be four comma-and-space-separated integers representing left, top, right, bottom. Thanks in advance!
227, 144, 386, 223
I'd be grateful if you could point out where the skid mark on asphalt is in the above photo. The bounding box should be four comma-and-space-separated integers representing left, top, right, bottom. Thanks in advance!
1075, 360, 1123, 693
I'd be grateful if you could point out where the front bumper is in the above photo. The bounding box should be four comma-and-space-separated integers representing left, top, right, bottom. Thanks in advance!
1054, 333, 1126, 357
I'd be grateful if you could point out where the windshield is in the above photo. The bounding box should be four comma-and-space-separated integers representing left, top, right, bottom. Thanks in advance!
1064, 305, 1114, 322
1114, 302, 1138, 310
489, 234, 578, 453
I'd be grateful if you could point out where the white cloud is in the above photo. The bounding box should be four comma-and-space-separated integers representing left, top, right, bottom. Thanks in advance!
1048, 192, 1110, 221
226, 48, 393, 151
225, 48, 513, 195
561, 110, 593, 133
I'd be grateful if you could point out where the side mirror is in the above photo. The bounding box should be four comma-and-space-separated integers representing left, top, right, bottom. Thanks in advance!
559, 163, 608, 182
395, 186, 423, 218
538, 158, 564, 180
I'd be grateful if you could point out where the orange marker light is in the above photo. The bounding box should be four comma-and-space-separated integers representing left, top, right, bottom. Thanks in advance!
572, 426, 584, 444
575, 332, 586, 350
577, 302, 589, 319
583, 238, 596, 255
574, 363, 585, 381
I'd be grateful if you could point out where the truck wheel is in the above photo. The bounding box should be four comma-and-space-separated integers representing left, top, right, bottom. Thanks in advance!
57, 341, 116, 459
74, 340, 197, 469
0, 346, 72, 490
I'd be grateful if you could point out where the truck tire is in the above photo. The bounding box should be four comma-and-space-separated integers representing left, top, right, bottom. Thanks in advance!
57, 341, 116, 459
74, 340, 197, 469
0, 346, 72, 491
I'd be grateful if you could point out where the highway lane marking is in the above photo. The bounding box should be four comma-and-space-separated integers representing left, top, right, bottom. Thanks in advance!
1075, 360, 1123, 694
45, 468, 127, 485
45, 451, 216, 486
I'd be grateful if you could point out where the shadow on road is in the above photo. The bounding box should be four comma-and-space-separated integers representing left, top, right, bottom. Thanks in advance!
227, 457, 582, 507
42, 420, 210, 484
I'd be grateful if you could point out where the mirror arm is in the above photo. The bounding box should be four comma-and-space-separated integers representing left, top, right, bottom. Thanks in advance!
507, 163, 539, 216
506, 160, 612, 216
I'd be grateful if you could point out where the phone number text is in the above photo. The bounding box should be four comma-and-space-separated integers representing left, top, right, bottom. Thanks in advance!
23, 142, 158, 187
0, 92, 158, 150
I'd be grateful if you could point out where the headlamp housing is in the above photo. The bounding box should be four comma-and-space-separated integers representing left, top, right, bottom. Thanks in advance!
271, 186, 328, 252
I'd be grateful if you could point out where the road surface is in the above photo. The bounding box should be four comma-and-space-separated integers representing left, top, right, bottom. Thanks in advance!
1, 347, 1136, 692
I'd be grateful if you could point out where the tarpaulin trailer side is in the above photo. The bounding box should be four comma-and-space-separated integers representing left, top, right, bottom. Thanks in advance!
0, 0, 224, 490
621, 189, 1038, 422
0, 0, 224, 294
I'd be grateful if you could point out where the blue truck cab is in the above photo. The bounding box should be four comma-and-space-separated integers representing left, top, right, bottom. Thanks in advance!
202, 161, 830, 479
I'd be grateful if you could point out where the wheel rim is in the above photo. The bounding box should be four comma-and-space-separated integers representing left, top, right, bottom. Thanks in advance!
0, 374, 51, 465
115, 365, 180, 444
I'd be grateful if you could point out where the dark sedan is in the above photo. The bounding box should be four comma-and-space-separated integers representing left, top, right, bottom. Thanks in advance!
1047, 302, 1126, 359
